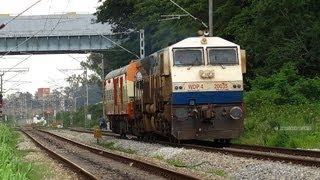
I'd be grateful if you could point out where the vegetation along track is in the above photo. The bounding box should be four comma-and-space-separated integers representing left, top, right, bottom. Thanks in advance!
70, 128, 320, 167
22, 128, 200, 180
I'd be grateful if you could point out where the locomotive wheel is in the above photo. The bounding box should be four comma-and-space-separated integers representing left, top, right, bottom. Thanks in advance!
119, 120, 127, 138
169, 136, 180, 144
142, 134, 149, 142
169, 136, 174, 143
149, 135, 156, 143
137, 135, 143, 141
214, 139, 231, 147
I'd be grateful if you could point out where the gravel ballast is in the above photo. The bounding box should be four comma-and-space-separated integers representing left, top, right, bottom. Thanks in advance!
18, 132, 79, 180
49, 129, 320, 179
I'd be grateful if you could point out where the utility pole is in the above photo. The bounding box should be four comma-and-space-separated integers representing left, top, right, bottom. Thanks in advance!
24, 94, 27, 123
0, 73, 3, 93
209, 0, 213, 36
42, 99, 45, 119
0, 68, 29, 120
0, 73, 4, 120
102, 58, 106, 119
84, 68, 89, 129
72, 96, 80, 126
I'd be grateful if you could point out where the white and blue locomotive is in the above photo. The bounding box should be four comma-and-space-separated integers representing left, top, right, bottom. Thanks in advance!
105, 36, 246, 142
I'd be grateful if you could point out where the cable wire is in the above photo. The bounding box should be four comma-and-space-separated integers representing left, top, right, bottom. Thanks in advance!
2, 55, 32, 74
47, 0, 71, 36
4, 71, 27, 83
0, 0, 70, 60
169, 0, 208, 28
43, 0, 54, 31
0, 0, 44, 29
97, 32, 140, 59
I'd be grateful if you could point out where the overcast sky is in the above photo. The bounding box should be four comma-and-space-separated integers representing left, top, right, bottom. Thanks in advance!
0, 0, 101, 95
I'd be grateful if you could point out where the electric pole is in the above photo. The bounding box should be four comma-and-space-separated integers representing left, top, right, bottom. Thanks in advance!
0, 73, 3, 120
209, 0, 213, 36
0, 68, 29, 120
102, 57, 106, 119
84, 67, 89, 129
0, 73, 3, 93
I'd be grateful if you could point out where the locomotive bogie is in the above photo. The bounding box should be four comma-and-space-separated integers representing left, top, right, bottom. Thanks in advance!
171, 104, 244, 140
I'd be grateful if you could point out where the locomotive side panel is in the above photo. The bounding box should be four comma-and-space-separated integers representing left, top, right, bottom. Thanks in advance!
105, 78, 114, 115
105, 61, 139, 135
132, 49, 172, 136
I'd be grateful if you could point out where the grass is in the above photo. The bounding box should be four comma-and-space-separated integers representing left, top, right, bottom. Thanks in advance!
152, 155, 165, 161
28, 162, 53, 179
99, 141, 137, 154
166, 158, 187, 167
235, 103, 320, 148
206, 168, 227, 177
0, 123, 51, 179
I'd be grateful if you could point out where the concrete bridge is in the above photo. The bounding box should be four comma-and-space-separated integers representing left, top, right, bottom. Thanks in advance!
0, 13, 115, 55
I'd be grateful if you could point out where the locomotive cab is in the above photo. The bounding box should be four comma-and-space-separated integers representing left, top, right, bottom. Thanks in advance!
168, 37, 245, 141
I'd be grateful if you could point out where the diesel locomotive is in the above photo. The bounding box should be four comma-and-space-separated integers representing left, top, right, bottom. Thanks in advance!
104, 36, 246, 142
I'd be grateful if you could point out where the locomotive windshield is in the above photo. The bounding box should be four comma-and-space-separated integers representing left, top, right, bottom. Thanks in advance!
173, 48, 204, 66
208, 48, 238, 65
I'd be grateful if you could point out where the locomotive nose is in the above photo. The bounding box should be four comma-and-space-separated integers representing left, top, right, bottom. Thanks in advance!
230, 106, 243, 120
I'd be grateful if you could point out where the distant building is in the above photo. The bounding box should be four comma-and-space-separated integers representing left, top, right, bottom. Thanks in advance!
36, 88, 50, 100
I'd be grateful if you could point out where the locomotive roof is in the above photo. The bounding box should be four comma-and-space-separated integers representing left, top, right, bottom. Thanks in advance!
105, 37, 239, 80
169, 37, 239, 48
105, 65, 129, 80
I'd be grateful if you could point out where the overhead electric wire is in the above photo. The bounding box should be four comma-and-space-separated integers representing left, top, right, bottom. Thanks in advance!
67, 54, 83, 64
0, 0, 76, 94
0, 0, 44, 29
43, 0, 54, 31
4, 71, 27, 83
4, 81, 30, 93
2, 55, 32, 84
168, 0, 208, 28
96, 32, 140, 59
2, 55, 32, 74
0, 0, 71, 60
47, 0, 71, 36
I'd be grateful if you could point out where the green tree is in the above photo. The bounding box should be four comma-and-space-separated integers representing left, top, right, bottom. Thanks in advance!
227, 0, 320, 79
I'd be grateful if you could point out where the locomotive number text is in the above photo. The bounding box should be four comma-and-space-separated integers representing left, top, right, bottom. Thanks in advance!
213, 83, 228, 90
188, 83, 204, 90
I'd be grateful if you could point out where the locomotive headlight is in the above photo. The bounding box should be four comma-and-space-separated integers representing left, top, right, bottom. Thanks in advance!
189, 99, 196, 106
237, 84, 242, 88
175, 86, 179, 90
230, 107, 243, 120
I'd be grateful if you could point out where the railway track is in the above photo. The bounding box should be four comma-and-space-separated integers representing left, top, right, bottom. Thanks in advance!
21, 128, 200, 180
69, 128, 320, 167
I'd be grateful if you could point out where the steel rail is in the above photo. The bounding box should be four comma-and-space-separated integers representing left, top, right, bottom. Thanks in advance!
69, 128, 320, 167
21, 129, 98, 180
229, 143, 320, 158
175, 143, 320, 167
39, 129, 200, 180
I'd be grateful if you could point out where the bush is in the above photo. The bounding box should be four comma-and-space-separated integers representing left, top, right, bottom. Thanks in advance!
236, 103, 320, 148
56, 103, 102, 128
245, 63, 320, 108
